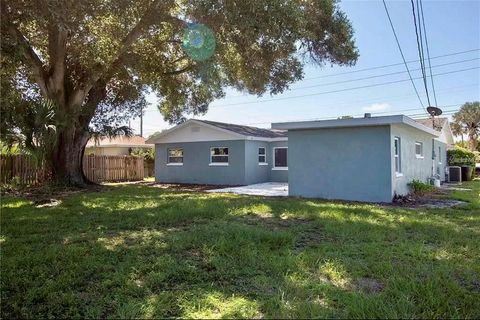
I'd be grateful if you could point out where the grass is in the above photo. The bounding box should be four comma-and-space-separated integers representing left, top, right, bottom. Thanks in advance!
1, 181, 479, 318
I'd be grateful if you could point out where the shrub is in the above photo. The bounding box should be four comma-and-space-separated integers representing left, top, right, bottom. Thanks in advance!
130, 147, 154, 163
408, 179, 434, 196
447, 146, 476, 167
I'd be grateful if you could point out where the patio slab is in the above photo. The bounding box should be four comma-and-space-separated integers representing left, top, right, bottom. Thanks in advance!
207, 182, 288, 197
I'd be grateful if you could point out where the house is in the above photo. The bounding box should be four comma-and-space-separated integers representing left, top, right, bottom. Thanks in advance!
415, 117, 455, 148
146, 115, 447, 202
85, 136, 153, 156
272, 115, 446, 202
145, 120, 288, 185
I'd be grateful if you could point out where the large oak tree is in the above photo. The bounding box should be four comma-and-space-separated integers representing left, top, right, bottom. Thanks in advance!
1, 0, 358, 186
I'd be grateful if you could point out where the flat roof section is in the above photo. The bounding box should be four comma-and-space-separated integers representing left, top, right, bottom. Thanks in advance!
271, 115, 440, 136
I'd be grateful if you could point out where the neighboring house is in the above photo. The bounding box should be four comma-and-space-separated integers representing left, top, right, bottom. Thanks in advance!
146, 120, 288, 185
147, 115, 447, 203
415, 117, 455, 148
85, 136, 153, 156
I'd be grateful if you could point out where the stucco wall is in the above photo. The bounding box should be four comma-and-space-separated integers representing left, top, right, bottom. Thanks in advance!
389, 124, 443, 197
269, 141, 289, 182
287, 126, 392, 202
244, 140, 272, 184
155, 140, 246, 185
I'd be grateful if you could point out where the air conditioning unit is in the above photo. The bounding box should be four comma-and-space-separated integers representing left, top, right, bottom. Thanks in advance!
448, 166, 462, 183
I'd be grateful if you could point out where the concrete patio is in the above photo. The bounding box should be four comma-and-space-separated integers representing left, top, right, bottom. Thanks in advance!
207, 182, 288, 197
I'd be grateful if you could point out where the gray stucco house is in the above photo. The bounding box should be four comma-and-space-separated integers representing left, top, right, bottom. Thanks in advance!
146, 115, 449, 202
146, 119, 288, 186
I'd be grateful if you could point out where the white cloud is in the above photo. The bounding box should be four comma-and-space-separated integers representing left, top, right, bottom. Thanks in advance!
362, 103, 390, 112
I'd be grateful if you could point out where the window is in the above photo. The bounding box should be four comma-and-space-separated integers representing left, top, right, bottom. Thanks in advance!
258, 147, 267, 164
273, 147, 288, 170
394, 137, 402, 175
415, 142, 424, 158
210, 147, 229, 165
167, 148, 183, 165
438, 146, 442, 163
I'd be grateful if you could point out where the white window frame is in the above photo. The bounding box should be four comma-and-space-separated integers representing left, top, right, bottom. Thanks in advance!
394, 137, 402, 177
258, 147, 267, 165
272, 147, 288, 170
209, 147, 229, 166
415, 141, 424, 159
167, 148, 184, 166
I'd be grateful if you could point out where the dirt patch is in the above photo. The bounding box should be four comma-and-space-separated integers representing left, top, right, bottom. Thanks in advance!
455, 275, 480, 293
149, 183, 235, 192
33, 198, 62, 208
388, 187, 467, 209
352, 277, 385, 294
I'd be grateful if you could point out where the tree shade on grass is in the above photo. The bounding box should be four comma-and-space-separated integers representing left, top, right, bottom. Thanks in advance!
1, 181, 479, 318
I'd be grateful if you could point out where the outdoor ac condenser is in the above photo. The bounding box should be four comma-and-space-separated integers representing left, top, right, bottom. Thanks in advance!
448, 166, 462, 183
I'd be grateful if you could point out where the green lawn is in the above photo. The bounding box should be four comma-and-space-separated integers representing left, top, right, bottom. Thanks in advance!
1, 181, 479, 318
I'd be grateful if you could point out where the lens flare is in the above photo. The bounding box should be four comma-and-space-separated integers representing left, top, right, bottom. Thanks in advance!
182, 23, 216, 61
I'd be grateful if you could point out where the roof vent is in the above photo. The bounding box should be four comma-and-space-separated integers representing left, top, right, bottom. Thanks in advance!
364, 113, 372, 118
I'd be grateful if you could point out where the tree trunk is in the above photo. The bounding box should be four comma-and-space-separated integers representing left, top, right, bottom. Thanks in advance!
50, 126, 90, 186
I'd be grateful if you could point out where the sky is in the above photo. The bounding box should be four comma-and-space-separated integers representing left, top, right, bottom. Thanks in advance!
132, 0, 480, 137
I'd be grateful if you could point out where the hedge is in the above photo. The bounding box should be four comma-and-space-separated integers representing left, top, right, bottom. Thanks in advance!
447, 146, 476, 167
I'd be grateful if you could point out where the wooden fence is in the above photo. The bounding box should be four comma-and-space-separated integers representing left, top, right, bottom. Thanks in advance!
0, 154, 144, 185
0, 155, 48, 185
83, 155, 144, 183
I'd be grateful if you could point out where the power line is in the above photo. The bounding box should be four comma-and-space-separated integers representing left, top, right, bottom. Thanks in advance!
411, 0, 431, 106
209, 66, 479, 108
419, 0, 439, 107
300, 48, 480, 81
241, 104, 462, 126
223, 57, 478, 97
382, 0, 426, 112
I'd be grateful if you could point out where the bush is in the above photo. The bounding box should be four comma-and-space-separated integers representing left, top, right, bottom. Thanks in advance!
130, 147, 154, 163
447, 146, 476, 167
408, 179, 434, 196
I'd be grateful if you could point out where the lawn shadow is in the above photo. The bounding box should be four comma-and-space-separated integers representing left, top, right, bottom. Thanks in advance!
1, 184, 479, 318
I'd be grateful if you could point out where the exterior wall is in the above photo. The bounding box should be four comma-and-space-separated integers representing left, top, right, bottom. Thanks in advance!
389, 124, 443, 197
155, 140, 246, 185
434, 140, 447, 181
269, 141, 289, 182
244, 140, 272, 184
288, 126, 392, 202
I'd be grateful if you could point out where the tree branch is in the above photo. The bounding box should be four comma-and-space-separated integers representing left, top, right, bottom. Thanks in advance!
47, 23, 67, 105
5, 23, 48, 97
163, 64, 194, 75
70, 0, 165, 108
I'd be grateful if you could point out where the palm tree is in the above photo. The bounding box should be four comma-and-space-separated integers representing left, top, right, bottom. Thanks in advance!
453, 102, 480, 151
450, 121, 465, 144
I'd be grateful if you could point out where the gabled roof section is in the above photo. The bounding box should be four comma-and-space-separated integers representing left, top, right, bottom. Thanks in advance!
415, 117, 454, 145
146, 119, 287, 144
415, 117, 448, 131
197, 120, 287, 138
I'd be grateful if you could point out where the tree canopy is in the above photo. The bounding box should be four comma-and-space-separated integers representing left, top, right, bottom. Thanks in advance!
1, 0, 358, 185
452, 101, 480, 151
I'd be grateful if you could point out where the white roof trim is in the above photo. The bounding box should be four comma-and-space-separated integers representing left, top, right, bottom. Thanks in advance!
145, 119, 241, 144
146, 119, 288, 143
272, 115, 440, 137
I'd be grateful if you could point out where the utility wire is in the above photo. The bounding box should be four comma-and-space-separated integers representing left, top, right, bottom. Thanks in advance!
411, 0, 431, 107
241, 104, 462, 126
419, 0, 439, 106
382, 0, 426, 112
301, 48, 479, 81
209, 66, 479, 108
223, 57, 478, 97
